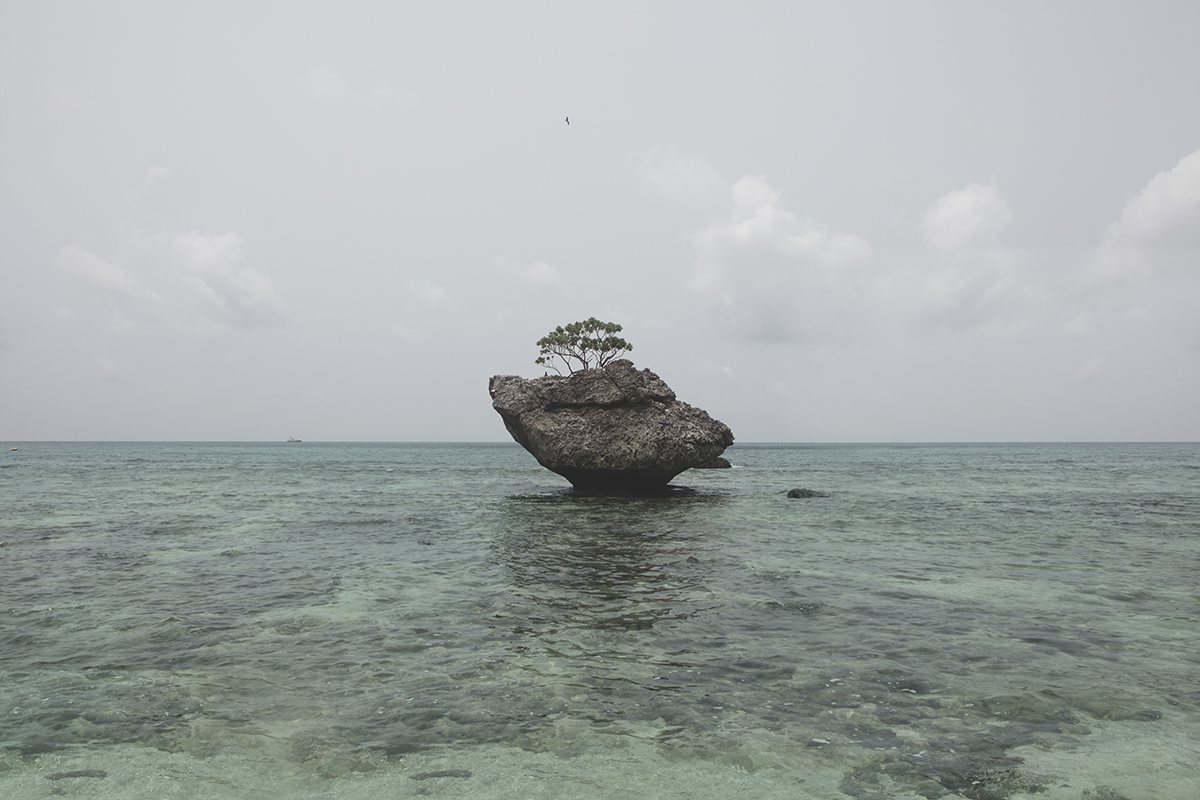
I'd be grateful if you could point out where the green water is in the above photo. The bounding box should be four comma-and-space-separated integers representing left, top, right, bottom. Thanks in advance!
1, 442, 1197, 799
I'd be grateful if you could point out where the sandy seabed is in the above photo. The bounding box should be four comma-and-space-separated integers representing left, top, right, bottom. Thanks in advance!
1, 742, 842, 800
2, 717, 1198, 800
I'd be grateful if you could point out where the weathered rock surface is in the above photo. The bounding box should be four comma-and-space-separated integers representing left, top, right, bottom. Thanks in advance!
489, 360, 733, 490
695, 457, 732, 469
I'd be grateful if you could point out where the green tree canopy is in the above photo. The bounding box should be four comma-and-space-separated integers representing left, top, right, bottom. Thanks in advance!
535, 317, 632, 375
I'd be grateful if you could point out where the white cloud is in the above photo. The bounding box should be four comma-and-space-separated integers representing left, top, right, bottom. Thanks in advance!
682, 172, 872, 342
694, 176, 871, 266
906, 182, 1038, 331
1111, 149, 1200, 244
172, 231, 286, 327
57, 244, 162, 304
406, 278, 447, 306
1097, 148, 1200, 275
922, 183, 1012, 250
495, 257, 561, 286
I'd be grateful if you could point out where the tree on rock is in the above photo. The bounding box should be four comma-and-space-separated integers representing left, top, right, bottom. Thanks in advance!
535, 318, 632, 375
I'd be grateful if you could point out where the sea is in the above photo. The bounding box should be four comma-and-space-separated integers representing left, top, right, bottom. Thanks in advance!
0, 441, 1197, 800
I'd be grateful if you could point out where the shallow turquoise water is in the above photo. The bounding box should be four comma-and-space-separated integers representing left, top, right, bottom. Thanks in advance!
1, 442, 1197, 799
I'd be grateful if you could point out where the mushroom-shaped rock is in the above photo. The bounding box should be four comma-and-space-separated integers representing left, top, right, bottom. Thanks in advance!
489, 360, 733, 490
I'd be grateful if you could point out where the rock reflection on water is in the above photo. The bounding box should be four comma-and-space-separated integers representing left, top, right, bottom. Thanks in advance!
479, 488, 755, 762
494, 488, 726, 633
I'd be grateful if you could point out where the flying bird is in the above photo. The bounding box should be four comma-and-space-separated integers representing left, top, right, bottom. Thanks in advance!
565, 116, 569, 125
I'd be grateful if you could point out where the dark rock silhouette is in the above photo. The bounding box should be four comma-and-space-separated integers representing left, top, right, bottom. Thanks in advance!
489, 360, 733, 490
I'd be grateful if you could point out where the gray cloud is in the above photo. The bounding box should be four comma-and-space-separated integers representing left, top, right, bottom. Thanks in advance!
170, 232, 286, 328
58, 244, 162, 306
56, 232, 285, 335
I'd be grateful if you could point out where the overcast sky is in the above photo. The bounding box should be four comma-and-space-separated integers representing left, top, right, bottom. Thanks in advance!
2, 1, 1197, 442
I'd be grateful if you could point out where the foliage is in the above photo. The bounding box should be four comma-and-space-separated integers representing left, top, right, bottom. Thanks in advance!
535, 317, 632, 375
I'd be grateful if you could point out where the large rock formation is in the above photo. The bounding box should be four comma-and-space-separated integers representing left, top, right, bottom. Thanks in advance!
489, 360, 734, 490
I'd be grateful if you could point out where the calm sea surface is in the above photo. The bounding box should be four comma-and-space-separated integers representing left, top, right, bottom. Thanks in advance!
1, 442, 1197, 800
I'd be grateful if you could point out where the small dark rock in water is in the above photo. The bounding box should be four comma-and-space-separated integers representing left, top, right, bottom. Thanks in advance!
694, 457, 732, 469
787, 488, 829, 498
47, 770, 108, 780
764, 600, 823, 614
412, 769, 472, 780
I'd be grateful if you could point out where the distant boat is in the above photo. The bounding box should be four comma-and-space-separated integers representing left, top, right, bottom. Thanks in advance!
287, 437, 302, 442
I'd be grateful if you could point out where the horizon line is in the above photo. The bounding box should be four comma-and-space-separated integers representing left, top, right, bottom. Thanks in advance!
3, 439, 1197, 446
